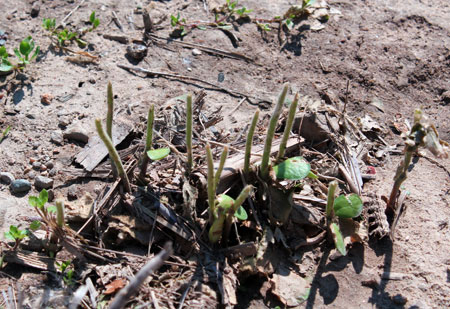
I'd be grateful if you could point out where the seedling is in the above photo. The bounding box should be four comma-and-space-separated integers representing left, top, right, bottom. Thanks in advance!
326, 181, 363, 256
4, 225, 28, 250
186, 94, 193, 173
0, 37, 39, 73
243, 109, 260, 177
56, 259, 75, 286
387, 109, 448, 213
88, 11, 100, 31
0, 125, 11, 143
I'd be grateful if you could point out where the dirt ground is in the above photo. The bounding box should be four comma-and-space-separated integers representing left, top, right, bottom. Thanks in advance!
0, 0, 449, 308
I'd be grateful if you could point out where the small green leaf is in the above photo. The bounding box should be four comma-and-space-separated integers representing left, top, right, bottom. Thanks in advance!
0, 62, 13, 72
29, 220, 41, 231
330, 222, 346, 256
31, 45, 40, 61
0, 46, 8, 58
234, 205, 248, 220
307, 171, 318, 179
197, 25, 207, 31
217, 24, 233, 30
90, 11, 96, 24
285, 18, 294, 30
273, 156, 311, 180
29, 196, 41, 209
19, 37, 31, 56
333, 194, 363, 218
14, 48, 21, 58
147, 148, 170, 160
47, 205, 57, 213
93, 19, 100, 28
39, 189, 48, 206
217, 194, 234, 210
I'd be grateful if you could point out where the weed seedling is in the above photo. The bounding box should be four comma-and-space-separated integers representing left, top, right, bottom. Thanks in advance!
14, 36, 40, 69
4, 226, 28, 250
88, 11, 100, 31
56, 260, 75, 286
0, 125, 11, 143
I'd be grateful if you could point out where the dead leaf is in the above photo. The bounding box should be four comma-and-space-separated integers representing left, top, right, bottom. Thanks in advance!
270, 270, 310, 307
222, 265, 238, 306
104, 278, 126, 295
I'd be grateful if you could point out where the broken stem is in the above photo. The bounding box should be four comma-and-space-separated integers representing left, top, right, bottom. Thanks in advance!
139, 104, 155, 180
55, 200, 65, 227
244, 109, 260, 177
387, 150, 412, 213
224, 185, 253, 245
260, 82, 289, 180
326, 180, 338, 224
214, 146, 228, 189
106, 81, 118, 178
277, 92, 299, 162
206, 143, 215, 223
186, 94, 193, 173
95, 118, 131, 193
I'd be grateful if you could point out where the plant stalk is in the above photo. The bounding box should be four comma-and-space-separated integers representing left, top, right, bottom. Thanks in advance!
223, 185, 253, 245
206, 143, 215, 223
326, 180, 338, 224
106, 81, 118, 178
95, 118, 132, 193
244, 109, 260, 177
55, 200, 65, 227
214, 146, 228, 189
260, 83, 289, 180
186, 94, 193, 173
277, 92, 299, 162
387, 150, 412, 213
139, 104, 155, 180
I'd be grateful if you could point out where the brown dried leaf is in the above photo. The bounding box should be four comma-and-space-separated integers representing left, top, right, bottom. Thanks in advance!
104, 278, 126, 295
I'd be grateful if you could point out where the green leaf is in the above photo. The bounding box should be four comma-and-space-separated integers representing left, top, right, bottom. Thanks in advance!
90, 11, 96, 24
197, 25, 207, 30
29, 220, 41, 231
217, 194, 234, 210
0, 62, 13, 72
39, 189, 49, 206
307, 171, 318, 179
31, 45, 40, 61
147, 148, 170, 160
330, 222, 346, 256
285, 18, 294, 30
0, 46, 8, 58
47, 205, 57, 213
19, 37, 31, 56
234, 205, 248, 220
93, 19, 100, 28
273, 156, 311, 180
14, 48, 21, 58
333, 194, 363, 218
217, 24, 233, 30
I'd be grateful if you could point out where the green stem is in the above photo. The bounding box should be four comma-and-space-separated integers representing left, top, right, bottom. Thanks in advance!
206, 143, 215, 223
224, 185, 253, 245
214, 146, 228, 189
106, 82, 118, 178
55, 200, 65, 227
326, 180, 338, 224
139, 104, 155, 180
260, 83, 289, 180
95, 118, 132, 193
186, 94, 193, 173
277, 92, 299, 162
244, 109, 260, 177
387, 150, 412, 212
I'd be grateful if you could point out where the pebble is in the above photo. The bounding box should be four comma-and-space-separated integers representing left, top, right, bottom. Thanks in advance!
32, 141, 40, 149
192, 48, 202, 56
10, 179, 32, 193
126, 44, 147, 61
50, 131, 64, 145
392, 294, 407, 305
442, 90, 450, 105
67, 185, 78, 201
45, 161, 54, 169
48, 168, 57, 177
63, 124, 89, 143
0, 172, 15, 184
32, 161, 42, 170
40, 165, 47, 172
58, 117, 70, 127
34, 176, 53, 190
47, 189, 55, 202
28, 171, 36, 179
40, 93, 53, 105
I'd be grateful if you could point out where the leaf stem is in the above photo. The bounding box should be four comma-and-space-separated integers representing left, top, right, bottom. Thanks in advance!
186, 94, 193, 173
106, 82, 118, 178
95, 118, 131, 193
214, 146, 228, 189
206, 143, 215, 223
244, 109, 259, 177
326, 180, 338, 223
277, 92, 299, 162
139, 104, 154, 180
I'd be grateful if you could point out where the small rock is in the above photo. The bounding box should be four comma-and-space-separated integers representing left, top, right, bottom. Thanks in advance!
392, 294, 407, 305
45, 161, 54, 169
30, 157, 37, 164
0, 172, 15, 184
40, 93, 53, 105
32, 161, 42, 170
126, 44, 147, 61
51, 131, 64, 145
30, 2, 40, 18
34, 176, 53, 190
192, 48, 202, 56
58, 116, 70, 127
67, 185, 78, 201
48, 168, 57, 177
47, 189, 55, 202
40, 165, 47, 172
32, 141, 40, 149
28, 171, 36, 179
10, 179, 32, 193
442, 90, 450, 105
63, 124, 89, 143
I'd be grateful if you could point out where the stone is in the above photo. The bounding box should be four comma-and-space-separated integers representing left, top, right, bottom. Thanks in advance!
192, 48, 202, 56
63, 124, 89, 143
67, 185, 78, 201
28, 171, 36, 179
442, 90, 450, 105
0, 172, 15, 184
10, 179, 31, 193
45, 161, 54, 169
126, 44, 147, 61
34, 176, 53, 190
32, 161, 42, 170
50, 131, 64, 145
392, 294, 407, 305
48, 168, 57, 177
40, 93, 53, 105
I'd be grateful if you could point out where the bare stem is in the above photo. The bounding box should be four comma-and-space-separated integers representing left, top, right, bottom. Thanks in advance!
186, 94, 193, 173
260, 83, 289, 180
55, 200, 65, 227
244, 109, 260, 177
326, 180, 338, 224
139, 104, 155, 179
387, 150, 412, 212
224, 185, 253, 244
214, 146, 228, 189
206, 143, 215, 223
106, 81, 118, 178
95, 119, 131, 193
277, 92, 299, 162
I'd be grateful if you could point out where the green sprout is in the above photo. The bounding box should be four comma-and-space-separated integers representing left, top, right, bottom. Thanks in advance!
243, 109, 260, 177
260, 83, 289, 180
106, 82, 118, 178
277, 92, 299, 162
4, 225, 28, 250
13, 36, 40, 69
0, 125, 11, 143
56, 260, 75, 286
88, 11, 100, 31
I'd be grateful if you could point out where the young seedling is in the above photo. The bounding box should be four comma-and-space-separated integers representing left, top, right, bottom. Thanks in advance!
244, 109, 260, 177
139, 104, 155, 180
4, 225, 28, 250
95, 119, 132, 193
326, 180, 363, 256
260, 83, 289, 180
0, 125, 11, 143
186, 94, 193, 173
387, 109, 448, 214
56, 260, 75, 286
88, 11, 100, 31
106, 82, 118, 178
276, 93, 299, 162
13, 36, 40, 70
0, 46, 13, 73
